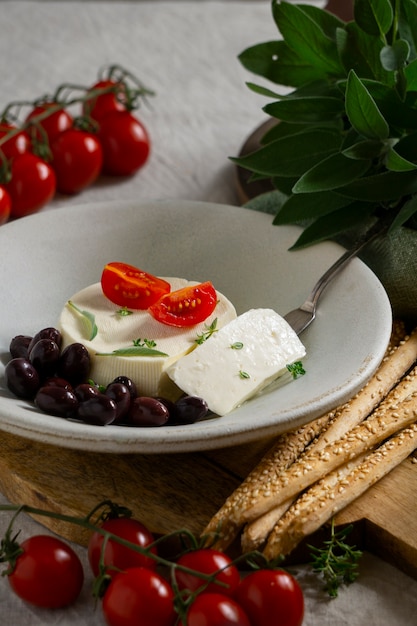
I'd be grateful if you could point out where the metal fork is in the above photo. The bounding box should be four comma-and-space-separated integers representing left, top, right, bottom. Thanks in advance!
284, 221, 388, 336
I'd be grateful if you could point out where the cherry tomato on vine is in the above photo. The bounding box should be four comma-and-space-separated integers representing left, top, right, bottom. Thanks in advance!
7, 534, 84, 609
26, 102, 73, 144
51, 128, 103, 194
0, 186, 11, 225
0, 122, 30, 160
88, 516, 157, 577
101, 262, 171, 309
183, 593, 251, 626
84, 79, 127, 122
149, 282, 217, 327
98, 110, 150, 176
102, 567, 176, 626
175, 548, 240, 596
234, 569, 304, 626
5, 152, 56, 218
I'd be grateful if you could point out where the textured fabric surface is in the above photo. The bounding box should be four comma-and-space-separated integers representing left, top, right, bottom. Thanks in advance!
0, 2, 416, 625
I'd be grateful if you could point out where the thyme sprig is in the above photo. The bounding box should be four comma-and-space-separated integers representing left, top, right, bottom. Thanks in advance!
308, 518, 362, 597
195, 318, 218, 345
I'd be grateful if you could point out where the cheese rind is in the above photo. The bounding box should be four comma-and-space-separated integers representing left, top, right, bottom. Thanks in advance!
166, 308, 306, 415
58, 279, 236, 398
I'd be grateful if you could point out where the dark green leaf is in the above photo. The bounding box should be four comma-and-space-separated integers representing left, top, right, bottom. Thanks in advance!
292, 3, 345, 40
232, 129, 342, 177
392, 131, 417, 162
238, 41, 326, 88
272, 1, 343, 76
389, 195, 417, 231
342, 139, 385, 160
338, 169, 417, 201
264, 96, 344, 124
399, 0, 417, 61
354, 0, 393, 37
345, 71, 389, 139
359, 79, 417, 129
336, 22, 394, 84
272, 176, 299, 195
245, 82, 283, 99
380, 40, 410, 71
273, 191, 353, 224
289, 201, 376, 249
384, 146, 417, 172
261, 121, 307, 144
292, 152, 371, 193
404, 58, 417, 91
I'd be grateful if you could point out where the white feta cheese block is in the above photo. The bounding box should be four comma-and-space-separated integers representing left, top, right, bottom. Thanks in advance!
166, 308, 306, 416
58, 279, 237, 399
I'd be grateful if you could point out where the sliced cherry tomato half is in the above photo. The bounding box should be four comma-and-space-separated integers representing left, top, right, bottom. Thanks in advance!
149, 282, 217, 327
101, 262, 171, 310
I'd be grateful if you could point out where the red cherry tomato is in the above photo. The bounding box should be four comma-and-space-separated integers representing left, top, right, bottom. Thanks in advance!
98, 110, 150, 176
235, 569, 304, 626
88, 516, 157, 577
0, 186, 11, 224
149, 281, 217, 327
51, 128, 103, 194
102, 567, 176, 626
175, 548, 240, 596
184, 593, 251, 626
7, 535, 84, 608
6, 152, 56, 218
0, 122, 30, 160
84, 79, 127, 122
26, 102, 73, 144
101, 262, 171, 309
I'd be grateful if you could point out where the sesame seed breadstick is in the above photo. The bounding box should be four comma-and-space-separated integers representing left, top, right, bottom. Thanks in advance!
240, 374, 417, 524
241, 498, 294, 552
203, 413, 334, 550
203, 324, 412, 549
262, 420, 417, 560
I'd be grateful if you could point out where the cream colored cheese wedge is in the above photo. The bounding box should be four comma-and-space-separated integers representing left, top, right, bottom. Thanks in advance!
166, 308, 306, 415
58, 279, 236, 399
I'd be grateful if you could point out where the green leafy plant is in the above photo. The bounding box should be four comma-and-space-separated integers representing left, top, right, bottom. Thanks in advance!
234, 0, 417, 249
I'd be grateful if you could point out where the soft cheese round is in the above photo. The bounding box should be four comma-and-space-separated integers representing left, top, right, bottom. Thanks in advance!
58, 278, 237, 399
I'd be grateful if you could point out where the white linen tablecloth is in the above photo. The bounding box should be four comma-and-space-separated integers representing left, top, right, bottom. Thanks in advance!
0, 2, 416, 625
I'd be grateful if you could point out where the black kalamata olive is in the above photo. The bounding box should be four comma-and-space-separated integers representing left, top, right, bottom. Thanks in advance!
174, 395, 209, 424
29, 338, 60, 377
77, 395, 117, 426
9, 335, 32, 359
105, 382, 131, 422
112, 375, 138, 399
28, 327, 62, 353
5, 358, 40, 399
35, 386, 78, 418
74, 383, 100, 403
127, 396, 169, 427
43, 377, 73, 391
57, 343, 90, 386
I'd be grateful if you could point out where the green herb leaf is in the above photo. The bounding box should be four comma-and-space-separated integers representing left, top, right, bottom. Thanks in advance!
338, 169, 417, 202
286, 361, 306, 379
380, 39, 410, 72
230, 342, 244, 350
273, 191, 352, 225
67, 300, 98, 341
342, 139, 385, 160
337, 23, 394, 83
96, 346, 168, 357
232, 129, 342, 178
354, 0, 393, 37
309, 519, 362, 597
117, 307, 133, 317
292, 152, 372, 194
264, 96, 344, 124
345, 71, 389, 140
388, 195, 417, 232
239, 371, 250, 379
399, 0, 417, 61
272, 1, 343, 76
384, 146, 417, 172
195, 319, 218, 345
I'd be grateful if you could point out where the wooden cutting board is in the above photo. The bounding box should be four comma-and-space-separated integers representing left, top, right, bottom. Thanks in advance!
0, 428, 416, 580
